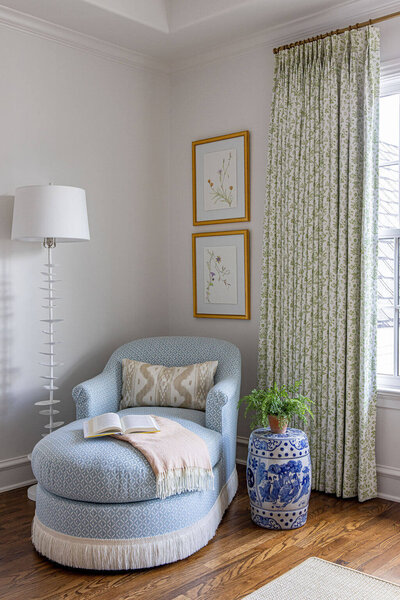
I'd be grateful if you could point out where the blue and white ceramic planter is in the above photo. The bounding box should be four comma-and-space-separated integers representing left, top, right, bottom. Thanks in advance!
246, 427, 311, 530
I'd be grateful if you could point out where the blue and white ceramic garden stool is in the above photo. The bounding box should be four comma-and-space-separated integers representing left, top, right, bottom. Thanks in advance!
246, 427, 311, 530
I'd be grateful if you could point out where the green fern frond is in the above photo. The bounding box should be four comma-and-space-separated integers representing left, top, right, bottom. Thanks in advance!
238, 380, 314, 429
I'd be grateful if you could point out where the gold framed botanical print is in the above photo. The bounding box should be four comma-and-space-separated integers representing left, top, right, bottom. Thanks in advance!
192, 131, 250, 226
192, 230, 250, 319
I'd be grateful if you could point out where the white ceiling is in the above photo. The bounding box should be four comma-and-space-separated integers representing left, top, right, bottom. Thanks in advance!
0, 0, 378, 61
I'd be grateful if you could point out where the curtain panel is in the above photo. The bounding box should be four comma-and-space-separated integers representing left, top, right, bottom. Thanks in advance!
258, 26, 380, 501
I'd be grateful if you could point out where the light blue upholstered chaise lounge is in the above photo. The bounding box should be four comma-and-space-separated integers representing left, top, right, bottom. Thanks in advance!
31, 336, 241, 570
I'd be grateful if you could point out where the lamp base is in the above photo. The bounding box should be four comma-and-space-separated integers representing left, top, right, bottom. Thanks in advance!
27, 484, 37, 502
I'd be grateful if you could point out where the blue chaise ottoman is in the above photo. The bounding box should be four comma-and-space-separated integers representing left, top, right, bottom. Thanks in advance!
31, 336, 241, 570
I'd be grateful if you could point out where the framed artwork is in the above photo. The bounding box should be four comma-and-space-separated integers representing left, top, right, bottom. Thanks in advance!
192, 131, 249, 226
192, 230, 250, 319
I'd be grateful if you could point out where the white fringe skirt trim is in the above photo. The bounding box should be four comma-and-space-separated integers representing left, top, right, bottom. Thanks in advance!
156, 466, 214, 499
32, 468, 238, 570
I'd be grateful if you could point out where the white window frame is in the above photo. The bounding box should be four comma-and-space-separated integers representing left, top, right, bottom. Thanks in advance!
378, 60, 400, 392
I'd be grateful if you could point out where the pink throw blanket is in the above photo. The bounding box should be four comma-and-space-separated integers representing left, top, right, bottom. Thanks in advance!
114, 416, 214, 499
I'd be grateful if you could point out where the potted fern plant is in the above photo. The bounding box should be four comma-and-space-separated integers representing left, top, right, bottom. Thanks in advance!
239, 381, 314, 434
242, 381, 314, 531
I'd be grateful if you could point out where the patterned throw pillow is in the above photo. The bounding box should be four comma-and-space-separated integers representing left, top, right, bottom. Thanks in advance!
120, 359, 218, 411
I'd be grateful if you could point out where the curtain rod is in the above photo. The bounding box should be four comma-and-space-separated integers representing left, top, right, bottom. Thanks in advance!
273, 9, 400, 54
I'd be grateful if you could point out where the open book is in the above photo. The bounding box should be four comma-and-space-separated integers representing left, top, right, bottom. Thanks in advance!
84, 412, 160, 438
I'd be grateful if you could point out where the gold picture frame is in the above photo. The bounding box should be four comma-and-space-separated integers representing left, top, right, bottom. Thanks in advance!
192, 229, 250, 319
192, 131, 250, 226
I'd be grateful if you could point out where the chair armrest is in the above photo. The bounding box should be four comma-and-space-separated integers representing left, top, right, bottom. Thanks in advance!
205, 377, 239, 433
72, 369, 120, 419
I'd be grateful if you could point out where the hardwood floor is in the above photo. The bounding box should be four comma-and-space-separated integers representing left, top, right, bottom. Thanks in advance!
1, 466, 400, 600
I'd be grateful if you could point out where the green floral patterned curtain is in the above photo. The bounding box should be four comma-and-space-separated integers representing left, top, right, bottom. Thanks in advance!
258, 26, 380, 502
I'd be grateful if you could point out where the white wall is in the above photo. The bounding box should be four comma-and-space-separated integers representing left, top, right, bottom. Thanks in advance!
169, 20, 400, 501
169, 46, 273, 417
1, 12, 400, 502
0, 26, 170, 490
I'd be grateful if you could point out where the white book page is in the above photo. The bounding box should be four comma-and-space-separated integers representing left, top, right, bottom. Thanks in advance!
120, 414, 158, 433
89, 412, 122, 434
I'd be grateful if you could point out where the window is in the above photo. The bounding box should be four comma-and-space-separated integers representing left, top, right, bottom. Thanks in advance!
378, 93, 400, 385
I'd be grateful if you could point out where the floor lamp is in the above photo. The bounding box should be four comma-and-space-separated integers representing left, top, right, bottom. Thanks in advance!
11, 185, 90, 500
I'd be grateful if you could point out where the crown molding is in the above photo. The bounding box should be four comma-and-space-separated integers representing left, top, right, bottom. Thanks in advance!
0, 4, 170, 74
0, 1, 399, 76
170, 0, 400, 73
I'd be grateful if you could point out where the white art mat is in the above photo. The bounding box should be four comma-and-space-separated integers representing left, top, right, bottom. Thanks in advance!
203, 148, 237, 211
203, 245, 237, 304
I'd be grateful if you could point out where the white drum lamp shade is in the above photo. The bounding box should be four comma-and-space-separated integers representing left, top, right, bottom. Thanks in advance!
11, 184, 90, 502
12, 185, 90, 242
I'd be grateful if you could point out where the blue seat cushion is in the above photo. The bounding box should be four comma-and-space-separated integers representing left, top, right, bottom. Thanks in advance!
32, 407, 222, 504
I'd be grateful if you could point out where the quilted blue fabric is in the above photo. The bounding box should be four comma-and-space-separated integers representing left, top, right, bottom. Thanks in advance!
33, 337, 241, 551
32, 407, 222, 503
36, 460, 225, 539
72, 337, 241, 482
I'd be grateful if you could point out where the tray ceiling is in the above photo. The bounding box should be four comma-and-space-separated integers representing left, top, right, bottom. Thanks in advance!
0, 0, 373, 60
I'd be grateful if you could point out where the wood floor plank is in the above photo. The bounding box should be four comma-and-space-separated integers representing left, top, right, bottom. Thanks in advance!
0, 465, 399, 600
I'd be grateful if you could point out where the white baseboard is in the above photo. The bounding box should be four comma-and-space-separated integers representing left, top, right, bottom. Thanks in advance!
237, 436, 248, 446
0, 478, 37, 494
376, 491, 400, 502
0, 454, 31, 470
376, 464, 400, 503
0, 454, 35, 494
376, 464, 400, 479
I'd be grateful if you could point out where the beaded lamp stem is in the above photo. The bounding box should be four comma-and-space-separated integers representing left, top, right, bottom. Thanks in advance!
28, 240, 65, 501
36, 239, 64, 436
